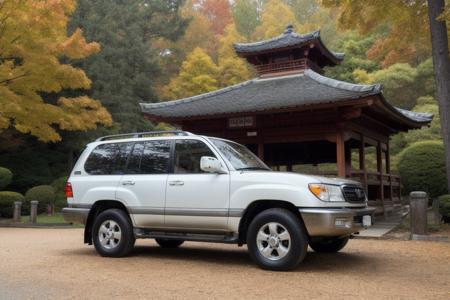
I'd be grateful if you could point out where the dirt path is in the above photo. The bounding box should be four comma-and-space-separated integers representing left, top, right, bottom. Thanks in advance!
1, 228, 449, 299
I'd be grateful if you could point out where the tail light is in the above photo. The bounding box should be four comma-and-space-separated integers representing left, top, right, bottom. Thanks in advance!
65, 182, 73, 198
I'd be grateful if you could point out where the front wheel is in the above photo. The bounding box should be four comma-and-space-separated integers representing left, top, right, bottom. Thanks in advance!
92, 208, 135, 257
247, 208, 308, 271
309, 236, 349, 253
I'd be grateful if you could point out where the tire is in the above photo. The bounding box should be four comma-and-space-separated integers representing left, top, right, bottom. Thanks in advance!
155, 239, 184, 248
92, 208, 135, 257
309, 236, 349, 253
246, 208, 308, 271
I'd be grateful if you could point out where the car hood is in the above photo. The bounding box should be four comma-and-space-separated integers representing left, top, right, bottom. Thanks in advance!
233, 170, 361, 186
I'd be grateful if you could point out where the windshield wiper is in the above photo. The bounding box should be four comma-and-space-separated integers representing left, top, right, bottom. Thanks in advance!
236, 167, 270, 171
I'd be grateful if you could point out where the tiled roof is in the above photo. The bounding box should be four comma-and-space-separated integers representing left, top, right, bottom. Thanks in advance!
140, 69, 432, 125
233, 25, 344, 61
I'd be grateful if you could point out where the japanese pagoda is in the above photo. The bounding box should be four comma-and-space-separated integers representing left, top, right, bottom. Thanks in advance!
140, 25, 432, 219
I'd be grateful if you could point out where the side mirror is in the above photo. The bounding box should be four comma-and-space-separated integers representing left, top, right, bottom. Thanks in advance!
200, 156, 226, 174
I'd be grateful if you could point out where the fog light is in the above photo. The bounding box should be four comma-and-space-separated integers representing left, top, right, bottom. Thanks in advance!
335, 218, 352, 228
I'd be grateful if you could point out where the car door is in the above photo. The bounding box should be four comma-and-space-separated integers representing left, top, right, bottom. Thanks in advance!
164, 139, 230, 231
116, 140, 171, 228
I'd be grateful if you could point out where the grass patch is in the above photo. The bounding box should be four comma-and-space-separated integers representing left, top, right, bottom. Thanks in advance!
8, 213, 68, 224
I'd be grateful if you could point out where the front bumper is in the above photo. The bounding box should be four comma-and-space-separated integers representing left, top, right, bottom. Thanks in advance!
299, 207, 375, 237
62, 207, 90, 225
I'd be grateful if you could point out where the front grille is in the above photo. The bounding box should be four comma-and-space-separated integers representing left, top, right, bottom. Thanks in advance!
342, 185, 366, 203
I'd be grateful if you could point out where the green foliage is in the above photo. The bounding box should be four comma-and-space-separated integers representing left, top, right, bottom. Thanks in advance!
0, 167, 13, 190
0, 147, 67, 193
397, 141, 448, 198
325, 31, 380, 83
0, 191, 25, 218
25, 185, 56, 213
390, 97, 441, 157
69, 0, 188, 133
51, 176, 69, 211
438, 194, 450, 222
232, 0, 262, 39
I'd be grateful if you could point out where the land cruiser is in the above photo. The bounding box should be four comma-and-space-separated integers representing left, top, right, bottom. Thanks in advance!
63, 130, 374, 271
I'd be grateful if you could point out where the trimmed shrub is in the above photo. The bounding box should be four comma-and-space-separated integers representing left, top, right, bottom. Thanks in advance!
0, 167, 13, 190
25, 185, 56, 214
438, 194, 450, 223
51, 176, 68, 211
0, 191, 25, 218
397, 141, 448, 198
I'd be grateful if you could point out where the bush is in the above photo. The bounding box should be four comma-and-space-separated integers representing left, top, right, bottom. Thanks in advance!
438, 194, 450, 223
51, 176, 68, 211
0, 167, 13, 190
397, 141, 448, 198
25, 185, 56, 213
0, 191, 25, 218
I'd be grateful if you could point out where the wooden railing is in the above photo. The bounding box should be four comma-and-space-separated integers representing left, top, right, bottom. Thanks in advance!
255, 58, 323, 75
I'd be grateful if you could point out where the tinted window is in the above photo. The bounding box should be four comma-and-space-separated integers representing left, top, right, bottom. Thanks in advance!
84, 142, 132, 175
174, 140, 216, 174
126, 140, 171, 174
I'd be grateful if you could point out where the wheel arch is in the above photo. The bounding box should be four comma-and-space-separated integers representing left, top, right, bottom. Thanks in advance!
84, 200, 131, 245
238, 200, 306, 245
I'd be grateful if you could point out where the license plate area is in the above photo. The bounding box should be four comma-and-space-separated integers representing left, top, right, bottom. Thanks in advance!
362, 215, 372, 227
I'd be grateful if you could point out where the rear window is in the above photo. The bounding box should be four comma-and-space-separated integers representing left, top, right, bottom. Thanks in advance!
84, 142, 133, 175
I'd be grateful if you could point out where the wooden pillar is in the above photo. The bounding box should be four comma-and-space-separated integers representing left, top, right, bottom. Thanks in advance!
336, 131, 346, 177
345, 144, 352, 177
359, 134, 368, 191
257, 143, 264, 161
386, 142, 394, 205
377, 141, 386, 218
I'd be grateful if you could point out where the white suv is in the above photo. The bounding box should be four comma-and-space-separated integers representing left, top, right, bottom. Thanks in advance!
63, 131, 374, 271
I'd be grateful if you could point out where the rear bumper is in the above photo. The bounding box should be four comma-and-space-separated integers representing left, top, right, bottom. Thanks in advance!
299, 207, 375, 237
62, 207, 90, 225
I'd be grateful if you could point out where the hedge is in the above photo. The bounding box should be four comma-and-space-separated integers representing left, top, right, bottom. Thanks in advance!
25, 185, 56, 213
51, 176, 68, 211
397, 141, 448, 198
0, 167, 13, 190
438, 194, 450, 223
0, 191, 25, 218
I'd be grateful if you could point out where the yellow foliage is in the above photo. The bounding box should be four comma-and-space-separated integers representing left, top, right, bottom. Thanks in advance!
0, 0, 111, 142
253, 0, 301, 39
164, 48, 219, 99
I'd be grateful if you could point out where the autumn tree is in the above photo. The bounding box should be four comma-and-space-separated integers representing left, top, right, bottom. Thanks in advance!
164, 48, 219, 99
324, 0, 450, 191
69, 0, 188, 132
254, 0, 300, 39
232, 0, 262, 39
217, 25, 252, 86
0, 0, 111, 142
194, 0, 233, 35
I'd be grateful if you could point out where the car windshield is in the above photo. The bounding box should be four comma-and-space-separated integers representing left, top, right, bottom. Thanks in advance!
210, 138, 270, 171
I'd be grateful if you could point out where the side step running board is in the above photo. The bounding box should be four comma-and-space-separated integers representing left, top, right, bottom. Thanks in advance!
134, 228, 239, 244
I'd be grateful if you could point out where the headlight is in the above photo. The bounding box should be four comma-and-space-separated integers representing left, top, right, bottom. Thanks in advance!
308, 183, 345, 202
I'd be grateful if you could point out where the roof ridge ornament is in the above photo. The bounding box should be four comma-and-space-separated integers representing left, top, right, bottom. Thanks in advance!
284, 24, 294, 34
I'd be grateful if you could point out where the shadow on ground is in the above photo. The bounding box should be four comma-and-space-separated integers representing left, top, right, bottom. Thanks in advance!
64, 243, 378, 272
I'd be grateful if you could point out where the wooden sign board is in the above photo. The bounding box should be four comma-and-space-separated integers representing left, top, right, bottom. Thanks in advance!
228, 116, 255, 128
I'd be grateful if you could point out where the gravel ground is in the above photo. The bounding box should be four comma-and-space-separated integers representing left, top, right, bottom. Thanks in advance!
0, 228, 450, 299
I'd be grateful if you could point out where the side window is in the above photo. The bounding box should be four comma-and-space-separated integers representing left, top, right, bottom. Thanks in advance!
174, 139, 216, 174
84, 142, 132, 175
126, 140, 171, 174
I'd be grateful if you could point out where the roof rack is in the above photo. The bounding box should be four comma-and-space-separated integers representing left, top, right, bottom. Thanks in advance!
95, 130, 193, 142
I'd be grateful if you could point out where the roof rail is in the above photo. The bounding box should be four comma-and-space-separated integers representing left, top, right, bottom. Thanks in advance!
95, 130, 193, 142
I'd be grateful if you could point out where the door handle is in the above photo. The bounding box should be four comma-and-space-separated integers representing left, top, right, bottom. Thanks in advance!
168, 180, 184, 186
122, 180, 135, 186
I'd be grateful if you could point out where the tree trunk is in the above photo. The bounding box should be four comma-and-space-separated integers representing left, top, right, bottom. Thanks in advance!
427, 0, 450, 193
